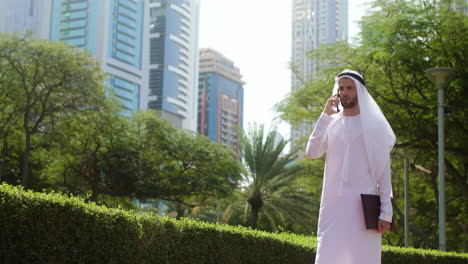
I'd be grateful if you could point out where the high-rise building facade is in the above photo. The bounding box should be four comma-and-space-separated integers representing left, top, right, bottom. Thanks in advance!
50, 0, 149, 112
148, 0, 200, 131
198, 48, 244, 154
291, 0, 348, 152
0, 0, 150, 113
0, 0, 52, 39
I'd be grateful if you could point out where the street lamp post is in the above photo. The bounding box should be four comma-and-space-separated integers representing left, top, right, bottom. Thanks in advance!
424, 67, 456, 251
404, 157, 409, 247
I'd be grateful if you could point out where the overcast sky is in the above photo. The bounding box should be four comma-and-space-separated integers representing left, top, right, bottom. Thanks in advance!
198, 0, 370, 139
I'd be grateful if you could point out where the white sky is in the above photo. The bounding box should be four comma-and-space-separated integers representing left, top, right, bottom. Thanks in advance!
199, 0, 370, 140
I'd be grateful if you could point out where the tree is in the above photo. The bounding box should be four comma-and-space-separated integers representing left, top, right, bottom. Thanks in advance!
43, 100, 136, 200
275, 0, 468, 251
134, 114, 244, 218
0, 33, 107, 187
239, 124, 314, 230
0, 33, 247, 218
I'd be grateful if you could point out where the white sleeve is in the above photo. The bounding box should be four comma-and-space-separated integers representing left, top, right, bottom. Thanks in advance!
378, 156, 393, 222
306, 112, 332, 159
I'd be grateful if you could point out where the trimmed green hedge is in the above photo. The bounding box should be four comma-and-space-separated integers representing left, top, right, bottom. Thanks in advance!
1, 183, 467, 263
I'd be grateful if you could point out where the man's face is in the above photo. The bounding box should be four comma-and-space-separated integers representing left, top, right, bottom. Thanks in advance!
338, 78, 358, 109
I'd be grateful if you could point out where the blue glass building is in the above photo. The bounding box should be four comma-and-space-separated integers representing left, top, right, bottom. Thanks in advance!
198, 49, 244, 154
148, 0, 200, 131
50, 0, 149, 112
1, 0, 199, 121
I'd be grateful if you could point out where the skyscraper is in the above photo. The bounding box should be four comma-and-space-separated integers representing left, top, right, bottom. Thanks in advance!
0, 0, 150, 113
198, 48, 244, 154
147, 0, 200, 131
50, 0, 150, 112
290, 0, 348, 153
0, 0, 52, 39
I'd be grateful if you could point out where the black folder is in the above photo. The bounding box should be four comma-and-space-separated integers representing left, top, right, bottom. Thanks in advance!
360, 194, 395, 231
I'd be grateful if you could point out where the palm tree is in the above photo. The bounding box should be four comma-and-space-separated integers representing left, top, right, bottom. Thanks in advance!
239, 124, 313, 231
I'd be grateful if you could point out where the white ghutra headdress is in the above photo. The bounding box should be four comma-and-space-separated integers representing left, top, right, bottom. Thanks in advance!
332, 69, 396, 187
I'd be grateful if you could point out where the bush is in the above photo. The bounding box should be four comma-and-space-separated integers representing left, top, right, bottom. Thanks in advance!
1, 183, 467, 263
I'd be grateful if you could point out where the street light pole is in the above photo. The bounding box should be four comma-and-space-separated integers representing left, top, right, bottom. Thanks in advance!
424, 67, 456, 251
404, 157, 409, 247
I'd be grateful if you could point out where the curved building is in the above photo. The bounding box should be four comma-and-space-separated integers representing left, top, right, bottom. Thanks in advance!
50, 0, 149, 112
148, 0, 200, 131
0, 0, 149, 113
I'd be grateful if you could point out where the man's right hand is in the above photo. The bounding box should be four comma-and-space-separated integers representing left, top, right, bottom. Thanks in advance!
323, 94, 340, 116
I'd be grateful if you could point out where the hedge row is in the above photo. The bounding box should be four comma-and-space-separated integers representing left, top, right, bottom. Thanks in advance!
1, 183, 467, 263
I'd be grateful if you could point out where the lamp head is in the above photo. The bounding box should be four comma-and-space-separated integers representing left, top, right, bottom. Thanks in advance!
425, 67, 456, 90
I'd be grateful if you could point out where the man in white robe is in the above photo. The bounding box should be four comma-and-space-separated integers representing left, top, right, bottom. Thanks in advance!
306, 70, 395, 264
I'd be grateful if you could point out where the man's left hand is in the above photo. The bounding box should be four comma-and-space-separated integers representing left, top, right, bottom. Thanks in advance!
377, 219, 391, 234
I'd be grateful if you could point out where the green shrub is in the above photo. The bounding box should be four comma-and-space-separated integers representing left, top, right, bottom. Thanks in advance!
1, 183, 467, 263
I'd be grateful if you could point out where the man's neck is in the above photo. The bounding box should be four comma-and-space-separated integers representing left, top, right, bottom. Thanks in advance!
343, 105, 360, 116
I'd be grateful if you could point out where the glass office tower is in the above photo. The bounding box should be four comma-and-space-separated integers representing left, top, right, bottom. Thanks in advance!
0, 0, 149, 113
148, 0, 200, 131
50, 0, 149, 112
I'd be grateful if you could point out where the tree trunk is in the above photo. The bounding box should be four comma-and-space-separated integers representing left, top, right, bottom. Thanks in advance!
89, 186, 99, 202
248, 193, 263, 229
251, 206, 260, 229
0, 134, 7, 181
462, 223, 467, 253
176, 202, 184, 219
21, 132, 31, 187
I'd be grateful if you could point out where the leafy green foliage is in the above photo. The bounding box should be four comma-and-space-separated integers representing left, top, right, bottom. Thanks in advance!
238, 124, 314, 232
42, 103, 138, 199
0, 33, 107, 187
138, 124, 244, 216
2, 183, 467, 263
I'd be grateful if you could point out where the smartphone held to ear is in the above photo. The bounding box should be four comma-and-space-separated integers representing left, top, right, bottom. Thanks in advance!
336, 94, 340, 112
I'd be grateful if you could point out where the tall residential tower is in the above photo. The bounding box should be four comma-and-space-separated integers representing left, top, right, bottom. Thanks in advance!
291, 0, 348, 152
198, 48, 244, 154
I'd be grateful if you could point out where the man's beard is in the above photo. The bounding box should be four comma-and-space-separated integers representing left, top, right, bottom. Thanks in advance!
341, 97, 358, 108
